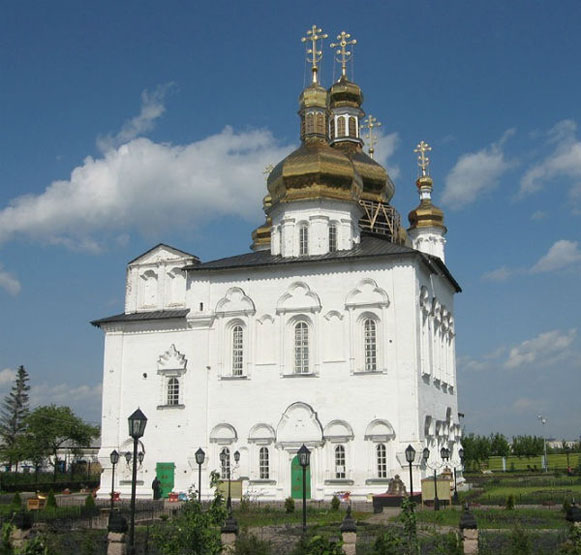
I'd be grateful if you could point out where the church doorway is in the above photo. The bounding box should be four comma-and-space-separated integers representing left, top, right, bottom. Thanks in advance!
155, 462, 175, 498
291, 455, 311, 500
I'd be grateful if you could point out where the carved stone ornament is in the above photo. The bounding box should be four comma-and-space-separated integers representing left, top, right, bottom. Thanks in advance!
157, 344, 187, 373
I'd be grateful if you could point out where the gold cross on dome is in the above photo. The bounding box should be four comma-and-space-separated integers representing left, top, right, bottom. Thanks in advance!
301, 25, 328, 83
330, 31, 357, 77
360, 115, 382, 159
414, 140, 432, 176
263, 164, 274, 182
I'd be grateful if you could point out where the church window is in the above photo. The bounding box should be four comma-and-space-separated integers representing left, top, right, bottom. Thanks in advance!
364, 319, 377, 371
299, 224, 309, 256
221, 447, 231, 480
232, 325, 244, 376
294, 321, 309, 374
315, 113, 325, 135
259, 447, 269, 479
330, 118, 335, 140
376, 444, 387, 478
167, 377, 180, 406
337, 116, 346, 137
349, 116, 357, 137
306, 113, 314, 135
329, 223, 337, 252
335, 445, 346, 479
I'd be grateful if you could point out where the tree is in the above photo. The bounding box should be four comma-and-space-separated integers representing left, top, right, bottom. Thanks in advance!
511, 435, 544, 458
22, 405, 99, 481
0, 365, 31, 470
490, 433, 510, 457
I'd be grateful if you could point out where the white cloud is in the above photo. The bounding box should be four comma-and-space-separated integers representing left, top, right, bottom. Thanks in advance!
442, 129, 514, 209
504, 329, 577, 369
0, 128, 294, 251
0, 368, 17, 388
374, 131, 400, 180
97, 83, 175, 152
531, 210, 547, 221
531, 240, 581, 273
520, 119, 581, 198
0, 265, 21, 295
482, 266, 518, 282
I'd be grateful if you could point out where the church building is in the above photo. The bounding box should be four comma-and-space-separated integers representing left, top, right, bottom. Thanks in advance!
93, 26, 462, 502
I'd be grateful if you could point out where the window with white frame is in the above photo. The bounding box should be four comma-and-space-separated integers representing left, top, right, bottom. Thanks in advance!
221, 447, 231, 480
259, 447, 269, 479
329, 223, 338, 252
299, 224, 309, 256
376, 443, 387, 478
364, 318, 377, 371
167, 377, 180, 406
335, 445, 346, 479
232, 325, 244, 376
294, 321, 310, 374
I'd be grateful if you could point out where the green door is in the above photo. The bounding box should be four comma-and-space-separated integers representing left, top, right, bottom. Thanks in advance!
291, 455, 311, 500
156, 462, 175, 498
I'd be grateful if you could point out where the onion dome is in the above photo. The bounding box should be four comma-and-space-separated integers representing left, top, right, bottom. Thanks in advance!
407, 175, 446, 232
250, 194, 272, 251
329, 75, 364, 111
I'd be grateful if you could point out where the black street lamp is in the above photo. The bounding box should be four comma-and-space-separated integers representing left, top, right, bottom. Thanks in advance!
128, 408, 147, 555
297, 444, 311, 534
405, 444, 416, 500
195, 448, 205, 503
220, 449, 240, 512
452, 448, 464, 503
109, 450, 119, 512
423, 447, 443, 511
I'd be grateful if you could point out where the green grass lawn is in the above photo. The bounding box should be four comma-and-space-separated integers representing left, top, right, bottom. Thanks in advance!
233, 505, 368, 528
406, 507, 569, 529
484, 452, 580, 472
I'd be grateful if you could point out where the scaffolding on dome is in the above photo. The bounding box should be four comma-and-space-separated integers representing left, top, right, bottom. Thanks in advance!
359, 200, 403, 243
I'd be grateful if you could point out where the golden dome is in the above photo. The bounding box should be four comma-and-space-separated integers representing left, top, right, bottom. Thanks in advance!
250, 194, 272, 251
407, 176, 446, 231
329, 75, 363, 108
267, 139, 362, 205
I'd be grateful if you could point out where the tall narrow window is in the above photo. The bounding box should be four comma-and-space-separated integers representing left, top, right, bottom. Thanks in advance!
167, 377, 179, 406
376, 444, 387, 478
232, 325, 244, 376
299, 224, 309, 256
330, 119, 335, 140
315, 113, 325, 135
337, 116, 346, 137
259, 447, 269, 479
349, 116, 357, 137
364, 319, 377, 371
329, 223, 337, 252
335, 445, 346, 479
306, 113, 314, 134
221, 447, 231, 480
294, 322, 309, 374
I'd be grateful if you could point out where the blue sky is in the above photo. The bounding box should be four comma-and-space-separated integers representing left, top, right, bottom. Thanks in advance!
1, 1, 580, 439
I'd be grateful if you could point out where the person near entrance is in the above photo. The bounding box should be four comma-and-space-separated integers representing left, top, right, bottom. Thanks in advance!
152, 477, 162, 500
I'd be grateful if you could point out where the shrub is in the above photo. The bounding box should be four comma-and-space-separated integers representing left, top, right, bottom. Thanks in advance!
284, 496, 295, 513
10, 492, 22, 509
234, 531, 272, 555
374, 527, 404, 554
506, 494, 515, 510
509, 524, 532, 554
291, 535, 343, 555
239, 495, 251, 513
82, 493, 98, 517
45, 491, 57, 510
563, 498, 572, 514
330, 495, 340, 511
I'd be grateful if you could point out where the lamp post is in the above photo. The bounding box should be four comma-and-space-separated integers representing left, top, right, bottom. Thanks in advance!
109, 450, 119, 512
452, 448, 464, 504
423, 446, 450, 511
127, 408, 147, 555
298, 444, 311, 534
220, 449, 240, 512
405, 444, 416, 501
538, 415, 548, 472
195, 448, 205, 503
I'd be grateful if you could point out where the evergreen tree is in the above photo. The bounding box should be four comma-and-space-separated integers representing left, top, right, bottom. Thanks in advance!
0, 365, 30, 470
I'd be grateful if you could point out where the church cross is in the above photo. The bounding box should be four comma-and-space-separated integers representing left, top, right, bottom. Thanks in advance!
330, 31, 357, 78
360, 115, 382, 159
301, 25, 328, 84
414, 140, 432, 176
263, 164, 274, 182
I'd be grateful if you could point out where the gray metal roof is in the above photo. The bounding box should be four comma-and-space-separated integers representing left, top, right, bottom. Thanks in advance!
91, 309, 190, 327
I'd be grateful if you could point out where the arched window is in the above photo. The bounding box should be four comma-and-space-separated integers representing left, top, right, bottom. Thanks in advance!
349, 116, 357, 137
221, 447, 231, 480
232, 325, 244, 376
299, 224, 309, 256
376, 444, 387, 478
294, 322, 309, 374
364, 319, 377, 371
337, 116, 346, 137
306, 113, 314, 134
315, 113, 325, 135
167, 377, 179, 406
329, 223, 337, 252
335, 445, 346, 479
259, 447, 269, 479
330, 119, 335, 140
